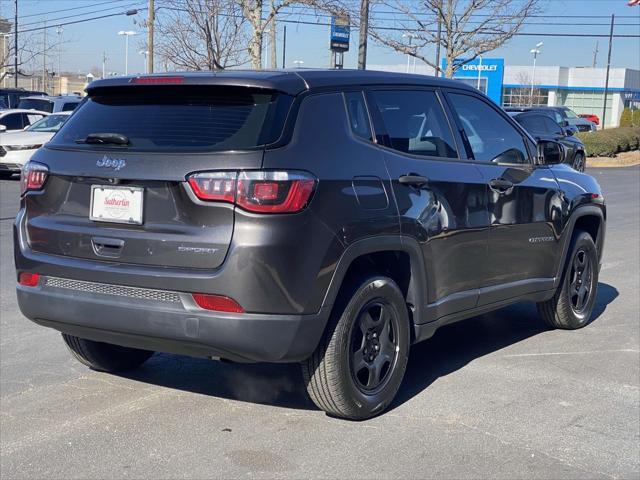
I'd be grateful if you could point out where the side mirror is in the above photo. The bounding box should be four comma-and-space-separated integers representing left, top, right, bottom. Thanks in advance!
564, 128, 574, 136
560, 120, 569, 127
537, 140, 564, 165
0, 125, 6, 133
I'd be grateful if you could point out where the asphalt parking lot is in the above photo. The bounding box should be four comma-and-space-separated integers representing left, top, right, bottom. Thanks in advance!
1, 167, 639, 479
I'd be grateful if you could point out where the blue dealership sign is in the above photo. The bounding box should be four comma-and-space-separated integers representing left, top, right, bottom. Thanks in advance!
330, 16, 350, 52
441, 58, 504, 104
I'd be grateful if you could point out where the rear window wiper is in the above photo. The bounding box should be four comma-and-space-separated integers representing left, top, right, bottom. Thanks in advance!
75, 133, 130, 145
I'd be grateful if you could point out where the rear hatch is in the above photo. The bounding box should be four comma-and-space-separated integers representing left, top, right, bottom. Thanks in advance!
24, 82, 294, 270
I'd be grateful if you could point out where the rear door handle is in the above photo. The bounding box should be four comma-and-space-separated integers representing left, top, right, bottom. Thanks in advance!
489, 178, 514, 193
399, 174, 429, 187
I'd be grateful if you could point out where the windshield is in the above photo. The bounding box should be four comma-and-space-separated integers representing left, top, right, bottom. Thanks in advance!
564, 108, 579, 119
27, 114, 69, 132
18, 98, 53, 113
50, 86, 292, 152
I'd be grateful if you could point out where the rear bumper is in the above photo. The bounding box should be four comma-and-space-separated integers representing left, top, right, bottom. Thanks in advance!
17, 280, 329, 362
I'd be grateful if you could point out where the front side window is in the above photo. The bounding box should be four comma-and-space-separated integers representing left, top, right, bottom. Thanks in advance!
344, 91, 373, 142
449, 93, 529, 164
0, 113, 23, 130
371, 90, 457, 159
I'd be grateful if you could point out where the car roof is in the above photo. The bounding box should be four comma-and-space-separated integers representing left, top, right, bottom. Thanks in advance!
87, 69, 478, 96
0, 109, 50, 116
20, 95, 81, 101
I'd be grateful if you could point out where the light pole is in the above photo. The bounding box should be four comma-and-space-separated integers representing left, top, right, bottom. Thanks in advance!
139, 50, 149, 74
57, 27, 62, 94
402, 33, 416, 73
118, 30, 137, 75
477, 56, 482, 91
293, 60, 304, 69
529, 42, 543, 106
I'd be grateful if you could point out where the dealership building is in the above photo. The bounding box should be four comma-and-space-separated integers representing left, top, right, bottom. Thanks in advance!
370, 60, 640, 128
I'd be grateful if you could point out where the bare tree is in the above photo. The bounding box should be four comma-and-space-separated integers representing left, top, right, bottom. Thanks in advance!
155, 0, 249, 71
236, 0, 345, 69
370, 0, 541, 78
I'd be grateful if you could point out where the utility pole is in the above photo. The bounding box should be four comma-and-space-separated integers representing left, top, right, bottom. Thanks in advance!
592, 40, 599, 68
42, 21, 47, 92
358, 0, 369, 70
282, 25, 286, 68
147, 0, 154, 73
14, 0, 18, 87
102, 51, 107, 79
57, 26, 62, 95
601, 14, 614, 130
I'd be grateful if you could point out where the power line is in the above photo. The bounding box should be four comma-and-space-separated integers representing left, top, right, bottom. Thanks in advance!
12, 9, 146, 35
20, 2, 146, 28
18, 0, 132, 20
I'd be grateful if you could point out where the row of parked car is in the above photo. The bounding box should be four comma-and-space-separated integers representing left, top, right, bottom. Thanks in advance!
0, 86, 592, 178
0, 88, 82, 177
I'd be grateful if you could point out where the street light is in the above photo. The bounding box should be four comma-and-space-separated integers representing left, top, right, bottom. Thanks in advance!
118, 30, 137, 75
529, 41, 543, 106
139, 50, 149, 74
402, 33, 417, 73
293, 60, 304, 68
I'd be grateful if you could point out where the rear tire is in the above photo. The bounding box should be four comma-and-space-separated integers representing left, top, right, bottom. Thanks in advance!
301, 276, 410, 420
537, 231, 598, 329
62, 334, 154, 372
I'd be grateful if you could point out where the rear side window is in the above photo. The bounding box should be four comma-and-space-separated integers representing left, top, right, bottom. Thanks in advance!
448, 93, 529, 164
517, 114, 547, 134
371, 90, 457, 159
50, 86, 292, 152
344, 91, 373, 142
61, 102, 79, 112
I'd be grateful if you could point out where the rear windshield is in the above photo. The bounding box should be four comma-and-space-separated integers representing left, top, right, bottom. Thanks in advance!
19, 98, 53, 113
49, 86, 292, 152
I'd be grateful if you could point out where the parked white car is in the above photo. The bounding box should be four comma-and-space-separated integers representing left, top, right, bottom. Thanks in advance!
0, 112, 70, 177
0, 109, 49, 133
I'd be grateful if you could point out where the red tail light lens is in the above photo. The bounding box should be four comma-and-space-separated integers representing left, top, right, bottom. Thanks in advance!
20, 162, 49, 195
192, 293, 244, 313
18, 272, 40, 287
188, 171, 237, 203
187, 170, 316, 214
131, 76, 184, 85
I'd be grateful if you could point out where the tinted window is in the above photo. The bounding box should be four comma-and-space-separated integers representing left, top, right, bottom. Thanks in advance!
449, 93, 528, 164
517, 114, 547, 134
19, 98, 53, 113
50, 86, 292, 152
344, 91, 372, 142
61, 102, 79, 112
542, 116, 563, 135
371, 90, 457, 158
0, 113, 23, 130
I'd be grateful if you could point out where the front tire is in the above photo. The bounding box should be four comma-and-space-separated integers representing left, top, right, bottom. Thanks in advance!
572, 153, 586, 172
302, 276, 410, 420
537, 231, 598, 329
62, 334, 154, 372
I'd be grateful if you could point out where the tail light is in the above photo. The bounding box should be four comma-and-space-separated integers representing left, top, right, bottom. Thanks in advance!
187, 170, 316, 214
18, 272, 40, 287
20, 162, 49, 195
192, 293, 244, 313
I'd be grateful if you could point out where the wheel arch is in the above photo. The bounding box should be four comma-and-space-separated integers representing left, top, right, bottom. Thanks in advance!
554, 204, 605, 288
320, 236, 428, 340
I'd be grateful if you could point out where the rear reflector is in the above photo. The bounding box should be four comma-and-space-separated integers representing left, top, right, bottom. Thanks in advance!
18, 272, 40, 287
20, 162, 48, 195
187, 170, 316, 214
192, 293, 244, 313
131, 76, 184, 85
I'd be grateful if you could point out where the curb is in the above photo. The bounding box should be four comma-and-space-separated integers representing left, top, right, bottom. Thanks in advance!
587, 152, 640, 168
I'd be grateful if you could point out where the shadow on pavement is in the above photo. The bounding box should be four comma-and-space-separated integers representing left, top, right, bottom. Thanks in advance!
119, 282, 618, 414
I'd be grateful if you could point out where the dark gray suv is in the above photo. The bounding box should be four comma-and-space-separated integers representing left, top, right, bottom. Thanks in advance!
14, 70, 606, 419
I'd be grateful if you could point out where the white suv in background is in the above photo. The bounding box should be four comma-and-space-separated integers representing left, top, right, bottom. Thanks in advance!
0, 112, 70, 177
18, 95, 82, 113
